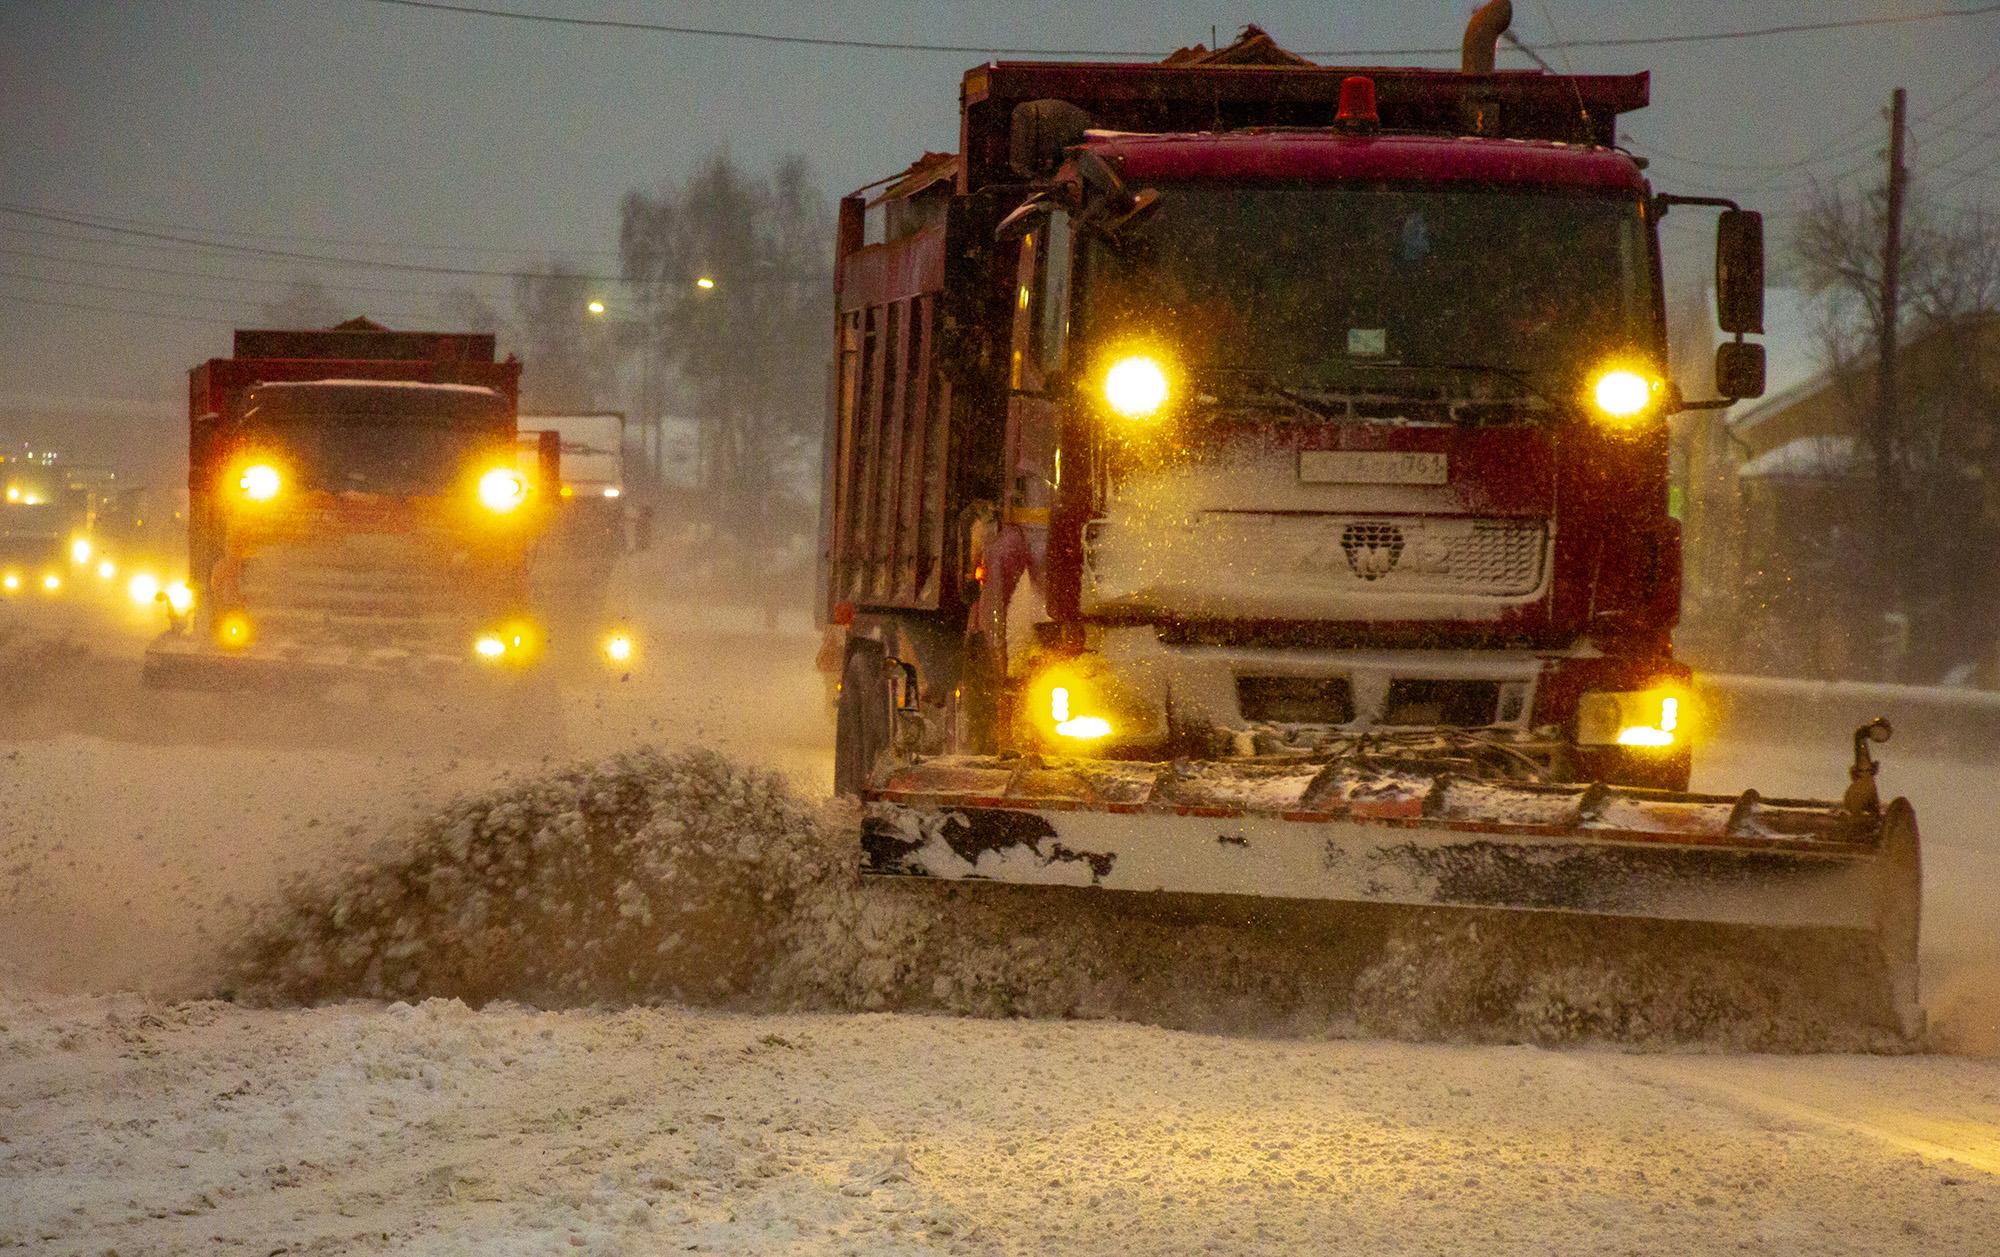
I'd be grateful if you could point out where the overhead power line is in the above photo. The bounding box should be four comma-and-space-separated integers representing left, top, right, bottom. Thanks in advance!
363, 0, 2000, 57
0, 243, 513, 302
0, 204, 628, 284
0, 290, 234, 330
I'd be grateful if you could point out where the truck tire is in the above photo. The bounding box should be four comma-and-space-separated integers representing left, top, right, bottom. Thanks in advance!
834, 643, 891, 797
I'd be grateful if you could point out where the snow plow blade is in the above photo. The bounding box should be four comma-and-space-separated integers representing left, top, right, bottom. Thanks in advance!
141, 632, 528, 696
860, 753, 1922, 1038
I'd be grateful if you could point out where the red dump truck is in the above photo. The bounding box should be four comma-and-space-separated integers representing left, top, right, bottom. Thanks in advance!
145, 318, 633, 690
819, 5, 1922, 1034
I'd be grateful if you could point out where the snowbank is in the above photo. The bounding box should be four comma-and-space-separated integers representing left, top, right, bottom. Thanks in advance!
224, 746, 1907, 1051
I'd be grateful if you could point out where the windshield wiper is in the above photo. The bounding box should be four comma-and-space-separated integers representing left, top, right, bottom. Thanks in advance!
1347, 359, 1558, 407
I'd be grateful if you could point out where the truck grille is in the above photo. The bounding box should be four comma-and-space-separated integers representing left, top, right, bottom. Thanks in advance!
234, 535, 505, 621
1225, 514, 1546, 596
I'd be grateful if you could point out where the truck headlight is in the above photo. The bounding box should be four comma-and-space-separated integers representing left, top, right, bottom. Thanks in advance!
164, 580, 194, 615
1589, 368, 1662, 424
1578, 685, 1689, 749
238, 463, 282, 502
479, 468, 526, 512
69, 537, 92, 564
128, 572, 161, 606
1026, 666, 1116, 742
604, 632, 634, 664
1103, 355, 1170, 419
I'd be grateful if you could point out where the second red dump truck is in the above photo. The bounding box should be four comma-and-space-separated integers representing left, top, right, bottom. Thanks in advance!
819, 5, 1922, 1035
147, 318, 633, 691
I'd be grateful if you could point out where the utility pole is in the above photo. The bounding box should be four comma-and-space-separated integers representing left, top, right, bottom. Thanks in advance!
1873, 87, 1909, 652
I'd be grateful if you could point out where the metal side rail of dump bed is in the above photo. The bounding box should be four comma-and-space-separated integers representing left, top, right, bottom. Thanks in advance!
860, 750, 1922, 1037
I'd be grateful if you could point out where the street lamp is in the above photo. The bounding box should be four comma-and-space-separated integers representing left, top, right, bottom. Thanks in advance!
587, 299, 607, 316
695, 276, 716, 291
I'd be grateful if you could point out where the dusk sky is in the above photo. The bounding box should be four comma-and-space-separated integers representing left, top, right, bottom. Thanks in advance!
3, 0, 1995, 459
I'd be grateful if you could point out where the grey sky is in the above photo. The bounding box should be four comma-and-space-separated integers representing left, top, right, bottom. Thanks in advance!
1, 0, 1995, 441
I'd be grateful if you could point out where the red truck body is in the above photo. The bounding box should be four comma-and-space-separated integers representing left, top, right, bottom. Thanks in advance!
153, 321, 545, 686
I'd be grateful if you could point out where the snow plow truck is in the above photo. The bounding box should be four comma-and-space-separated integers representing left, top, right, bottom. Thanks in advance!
819, 4, 1922, 1037
145, 319, 633, 692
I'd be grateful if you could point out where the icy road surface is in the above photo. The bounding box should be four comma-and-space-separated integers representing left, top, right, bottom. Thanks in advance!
4, 605, 2000, 1253
6, 992, 2000, 1256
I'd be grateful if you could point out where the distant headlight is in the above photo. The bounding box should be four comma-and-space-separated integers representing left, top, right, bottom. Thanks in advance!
1103, 355, 1170, 419
474, 634, 506, 659
217, 612, 253, 649
128, 572, 161, 606
479, 468, 527, 512
41, 573, 61, 593
164, 580, 194, 615
605, 633, 634, 664
69, 537, 92, 563
1, 572, 18, 593
238, 463, 282, 502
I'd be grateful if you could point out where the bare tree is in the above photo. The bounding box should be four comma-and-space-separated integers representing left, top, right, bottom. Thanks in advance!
619, 153, 832, 570
1790, 188, 2000, 677
258, 276, 347, 328
509, 263, 623, 414
436, 287, 505, 335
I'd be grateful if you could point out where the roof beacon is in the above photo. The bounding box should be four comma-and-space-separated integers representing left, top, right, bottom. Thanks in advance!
1334, 75, 1379, 132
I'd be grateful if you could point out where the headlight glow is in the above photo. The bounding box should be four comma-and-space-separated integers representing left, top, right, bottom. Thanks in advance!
478, 468, 527, 512
1579, 686, 1689, 750
238, 463, 282, 501
164, 580, 194, 615
97, 559, 116, 580
1, 573, 19, 593
41, 573, 61, 592
70, 537, 92, 564
217, 613, 253, 649
128, 573, 161, 606
1591, 369, 1658, 422
1045, 681, 1113, 741
605, 633, 633, 664
474, 634, 506, 659
1103, 355, 1170, 419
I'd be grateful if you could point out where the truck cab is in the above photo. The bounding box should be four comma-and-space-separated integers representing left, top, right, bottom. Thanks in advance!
825, 22, 1766, 794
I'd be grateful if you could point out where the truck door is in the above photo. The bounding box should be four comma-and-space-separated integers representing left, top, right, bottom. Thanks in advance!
994, 212, 1073, 655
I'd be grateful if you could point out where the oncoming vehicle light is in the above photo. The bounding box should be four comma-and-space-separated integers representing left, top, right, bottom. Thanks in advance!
1103, 355, 1170, 419
41, 572, 61, 593
164, 580, 194, 615
1590, 369, 1660, 423
604, 632, 634, 664
128, 572, 161, 606
217, 613, 253, 649
1, 572, 19, 593
238, 463, 282, 502
478, 468, 527, 512
474, 634, 506, 660
97, 559, 116, 580
69, 536, 92, 564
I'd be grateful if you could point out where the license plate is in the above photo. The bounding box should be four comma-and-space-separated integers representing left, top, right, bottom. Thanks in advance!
1299, 450, 1448, 486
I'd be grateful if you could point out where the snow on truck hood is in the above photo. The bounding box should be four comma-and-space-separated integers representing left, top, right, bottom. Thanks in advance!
1086, 130, 1648, 193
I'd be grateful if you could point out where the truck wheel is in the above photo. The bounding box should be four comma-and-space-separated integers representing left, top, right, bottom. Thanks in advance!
834, 643, 891, 796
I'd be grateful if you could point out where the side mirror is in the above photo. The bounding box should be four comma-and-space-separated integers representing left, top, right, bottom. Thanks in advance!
1716, 340, 1766, 400
1716, 210, 1765, 335
993, 198, 1047, 243
1009, 99, 1093, 179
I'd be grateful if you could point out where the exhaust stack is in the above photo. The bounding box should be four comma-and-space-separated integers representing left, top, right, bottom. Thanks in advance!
1461, 0, 1513, 73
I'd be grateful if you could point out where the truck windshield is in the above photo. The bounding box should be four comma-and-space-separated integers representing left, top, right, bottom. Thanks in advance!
244, 385, 509, 496
1080, 183, 1655, 393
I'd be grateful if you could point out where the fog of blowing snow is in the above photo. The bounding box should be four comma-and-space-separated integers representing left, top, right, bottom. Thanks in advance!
9, 0, 2000, 1251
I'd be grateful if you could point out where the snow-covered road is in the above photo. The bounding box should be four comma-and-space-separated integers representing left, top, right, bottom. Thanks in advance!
7, 992, 2000, 1256
4, 617, 1999, 1253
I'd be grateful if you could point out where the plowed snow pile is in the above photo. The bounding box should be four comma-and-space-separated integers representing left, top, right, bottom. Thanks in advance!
226, 747, 1897, 1049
